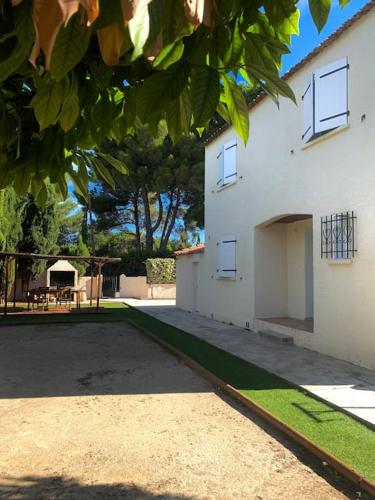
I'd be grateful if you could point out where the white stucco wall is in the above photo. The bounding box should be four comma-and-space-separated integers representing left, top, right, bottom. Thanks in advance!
286, 219, 312, 320
188, 9, 375, 369
176, 253, 203, 312
78, 275, 102, 300
254, 224, 287, 318
119, 275, 176, 300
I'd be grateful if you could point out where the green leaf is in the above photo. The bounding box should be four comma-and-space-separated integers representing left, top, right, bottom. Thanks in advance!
222, 75, 249, 144
222, 18, 243, 67
97, 152, 128, 174
14, 0, 35, 50
153, 40, 184, 70
339, 0, 350, 7
69, 167, 88, 201
166, 88, 191, 142
36, 182, 48, 205
50, 13, 91, 81
246, 63, 296, 103
128, 3, 150, 60
91, 157, 115, 188
244, 33, 278, 73
274, 9, 300, 44
93, 0, 123, 30
31, 77, 65, 130
136, 63, 190, 126
13, 169, 31, 195
216, 100, 230, 123
191, 66, 220, 128
57, 177, 68, 199
59, 77, 80, 132
309, 0, 331, 32
30, 179, 43, 199
0, 43, 27, 82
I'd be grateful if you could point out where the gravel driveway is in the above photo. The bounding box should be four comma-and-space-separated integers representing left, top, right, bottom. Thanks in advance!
0, 321, 356, 499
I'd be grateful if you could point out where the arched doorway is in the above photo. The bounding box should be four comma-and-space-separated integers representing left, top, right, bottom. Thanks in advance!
254, 214, 314, 332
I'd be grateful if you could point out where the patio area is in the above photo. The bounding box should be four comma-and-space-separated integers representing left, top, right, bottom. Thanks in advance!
0, 251, 121, 316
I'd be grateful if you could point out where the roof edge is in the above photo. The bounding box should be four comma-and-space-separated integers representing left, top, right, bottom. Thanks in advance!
174, 244, 205, 256
205, 1, 375, 146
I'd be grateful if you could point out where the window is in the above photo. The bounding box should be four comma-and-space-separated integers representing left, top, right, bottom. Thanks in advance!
302, 57, 349, 144
217, 139, 237, 188
217, 234, 236, 279
321, 211, 357, 260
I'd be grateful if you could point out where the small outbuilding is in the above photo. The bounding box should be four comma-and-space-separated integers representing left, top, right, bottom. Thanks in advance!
175, 245, 205, 313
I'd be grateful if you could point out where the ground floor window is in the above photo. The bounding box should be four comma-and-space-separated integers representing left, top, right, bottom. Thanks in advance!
321, 211, 357, 259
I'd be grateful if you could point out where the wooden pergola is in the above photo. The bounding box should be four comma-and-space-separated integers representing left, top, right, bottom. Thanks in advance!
0, 251, 121, 316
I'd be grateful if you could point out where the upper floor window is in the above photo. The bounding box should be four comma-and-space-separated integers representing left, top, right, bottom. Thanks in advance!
217, 234, 237, 279
302, 57, 349, 144
217, 139, 237, 188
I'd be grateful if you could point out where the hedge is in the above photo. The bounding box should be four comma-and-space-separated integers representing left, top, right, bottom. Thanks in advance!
146, 258, 176, 284
103, 249, 175, 277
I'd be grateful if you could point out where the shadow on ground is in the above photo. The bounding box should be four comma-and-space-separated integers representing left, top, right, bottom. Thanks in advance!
0, 476, 192, 499
0, 321, 211, 399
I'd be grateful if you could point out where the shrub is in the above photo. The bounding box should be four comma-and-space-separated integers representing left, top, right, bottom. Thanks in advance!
146, 258, 176, 284
104, 249, 175, 277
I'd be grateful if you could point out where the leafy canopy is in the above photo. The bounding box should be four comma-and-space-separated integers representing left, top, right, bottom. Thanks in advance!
0, 0, 350, 199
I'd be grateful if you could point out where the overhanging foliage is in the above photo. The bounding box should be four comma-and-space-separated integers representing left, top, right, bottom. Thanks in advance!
0, 0, 351, 199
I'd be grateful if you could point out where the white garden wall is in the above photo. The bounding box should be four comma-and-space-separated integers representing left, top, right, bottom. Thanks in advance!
119, 275, 176, 300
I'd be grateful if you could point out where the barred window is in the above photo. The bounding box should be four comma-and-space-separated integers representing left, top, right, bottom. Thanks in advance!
321, 211, 357, 259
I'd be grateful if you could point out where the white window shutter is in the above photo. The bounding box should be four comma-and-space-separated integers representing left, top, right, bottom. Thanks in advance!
217, 147, 224, 187
218, 234, 236, 279
223, 139, 237, 185
314, 57, 349, 133
302, 76, 314, 143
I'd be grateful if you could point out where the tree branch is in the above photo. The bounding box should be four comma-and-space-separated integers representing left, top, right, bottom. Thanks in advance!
152, 193, 163, 233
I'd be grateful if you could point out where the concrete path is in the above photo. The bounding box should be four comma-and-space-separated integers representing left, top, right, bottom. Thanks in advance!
124, 299, 375, 428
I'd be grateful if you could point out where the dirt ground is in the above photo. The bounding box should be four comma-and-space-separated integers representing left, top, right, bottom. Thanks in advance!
0, 321, 360, 499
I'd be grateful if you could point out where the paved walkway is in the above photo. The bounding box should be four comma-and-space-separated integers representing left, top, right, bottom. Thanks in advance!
123, 299, 375, 428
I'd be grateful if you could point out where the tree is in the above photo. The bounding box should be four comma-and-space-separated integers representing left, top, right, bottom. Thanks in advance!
60, 234, 90, 276
0, 187, 24, 252
90, 128, 204, 251
56, 196, 83, 246
17, 187, 61, 282
0, 0, 349, 198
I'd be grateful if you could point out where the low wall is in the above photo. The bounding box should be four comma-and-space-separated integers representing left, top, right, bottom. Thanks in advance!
78, 275, 102, 300
119, 275, 176, 300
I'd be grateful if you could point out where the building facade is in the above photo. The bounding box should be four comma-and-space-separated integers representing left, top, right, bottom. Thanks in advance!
176, 4, 375, 370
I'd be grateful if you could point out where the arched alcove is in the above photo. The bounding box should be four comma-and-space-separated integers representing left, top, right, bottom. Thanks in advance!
254, 214, 314, 331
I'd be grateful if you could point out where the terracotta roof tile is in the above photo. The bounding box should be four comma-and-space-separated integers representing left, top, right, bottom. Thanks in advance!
174, 244, 205, 256
205, 1, 375, 145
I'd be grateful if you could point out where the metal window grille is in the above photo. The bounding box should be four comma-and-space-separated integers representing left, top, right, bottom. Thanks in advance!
321, 211, 357, 259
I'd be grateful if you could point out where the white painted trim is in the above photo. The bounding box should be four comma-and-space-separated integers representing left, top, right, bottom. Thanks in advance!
301, 123, 350, 150
216, 179, 237, 192
328, 258, 353, 265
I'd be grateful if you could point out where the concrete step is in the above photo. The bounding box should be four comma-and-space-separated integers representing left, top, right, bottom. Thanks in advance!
258, 329, 294, 345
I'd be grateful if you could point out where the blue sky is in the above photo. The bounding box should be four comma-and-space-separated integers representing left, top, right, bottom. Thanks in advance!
282, 0, 369, 73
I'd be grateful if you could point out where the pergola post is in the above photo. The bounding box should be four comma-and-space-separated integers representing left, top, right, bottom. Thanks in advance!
4, 256, 9, 317
12, 257, 17, 309
96, 262, 103, 309
90, 265, 94, 307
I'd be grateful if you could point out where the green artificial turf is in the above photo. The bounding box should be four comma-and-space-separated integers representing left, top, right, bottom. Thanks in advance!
1, 302, 374, 482
120, 305, 375, 484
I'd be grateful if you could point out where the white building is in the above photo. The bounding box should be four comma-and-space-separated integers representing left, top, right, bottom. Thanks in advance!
176, 3, 375, 370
